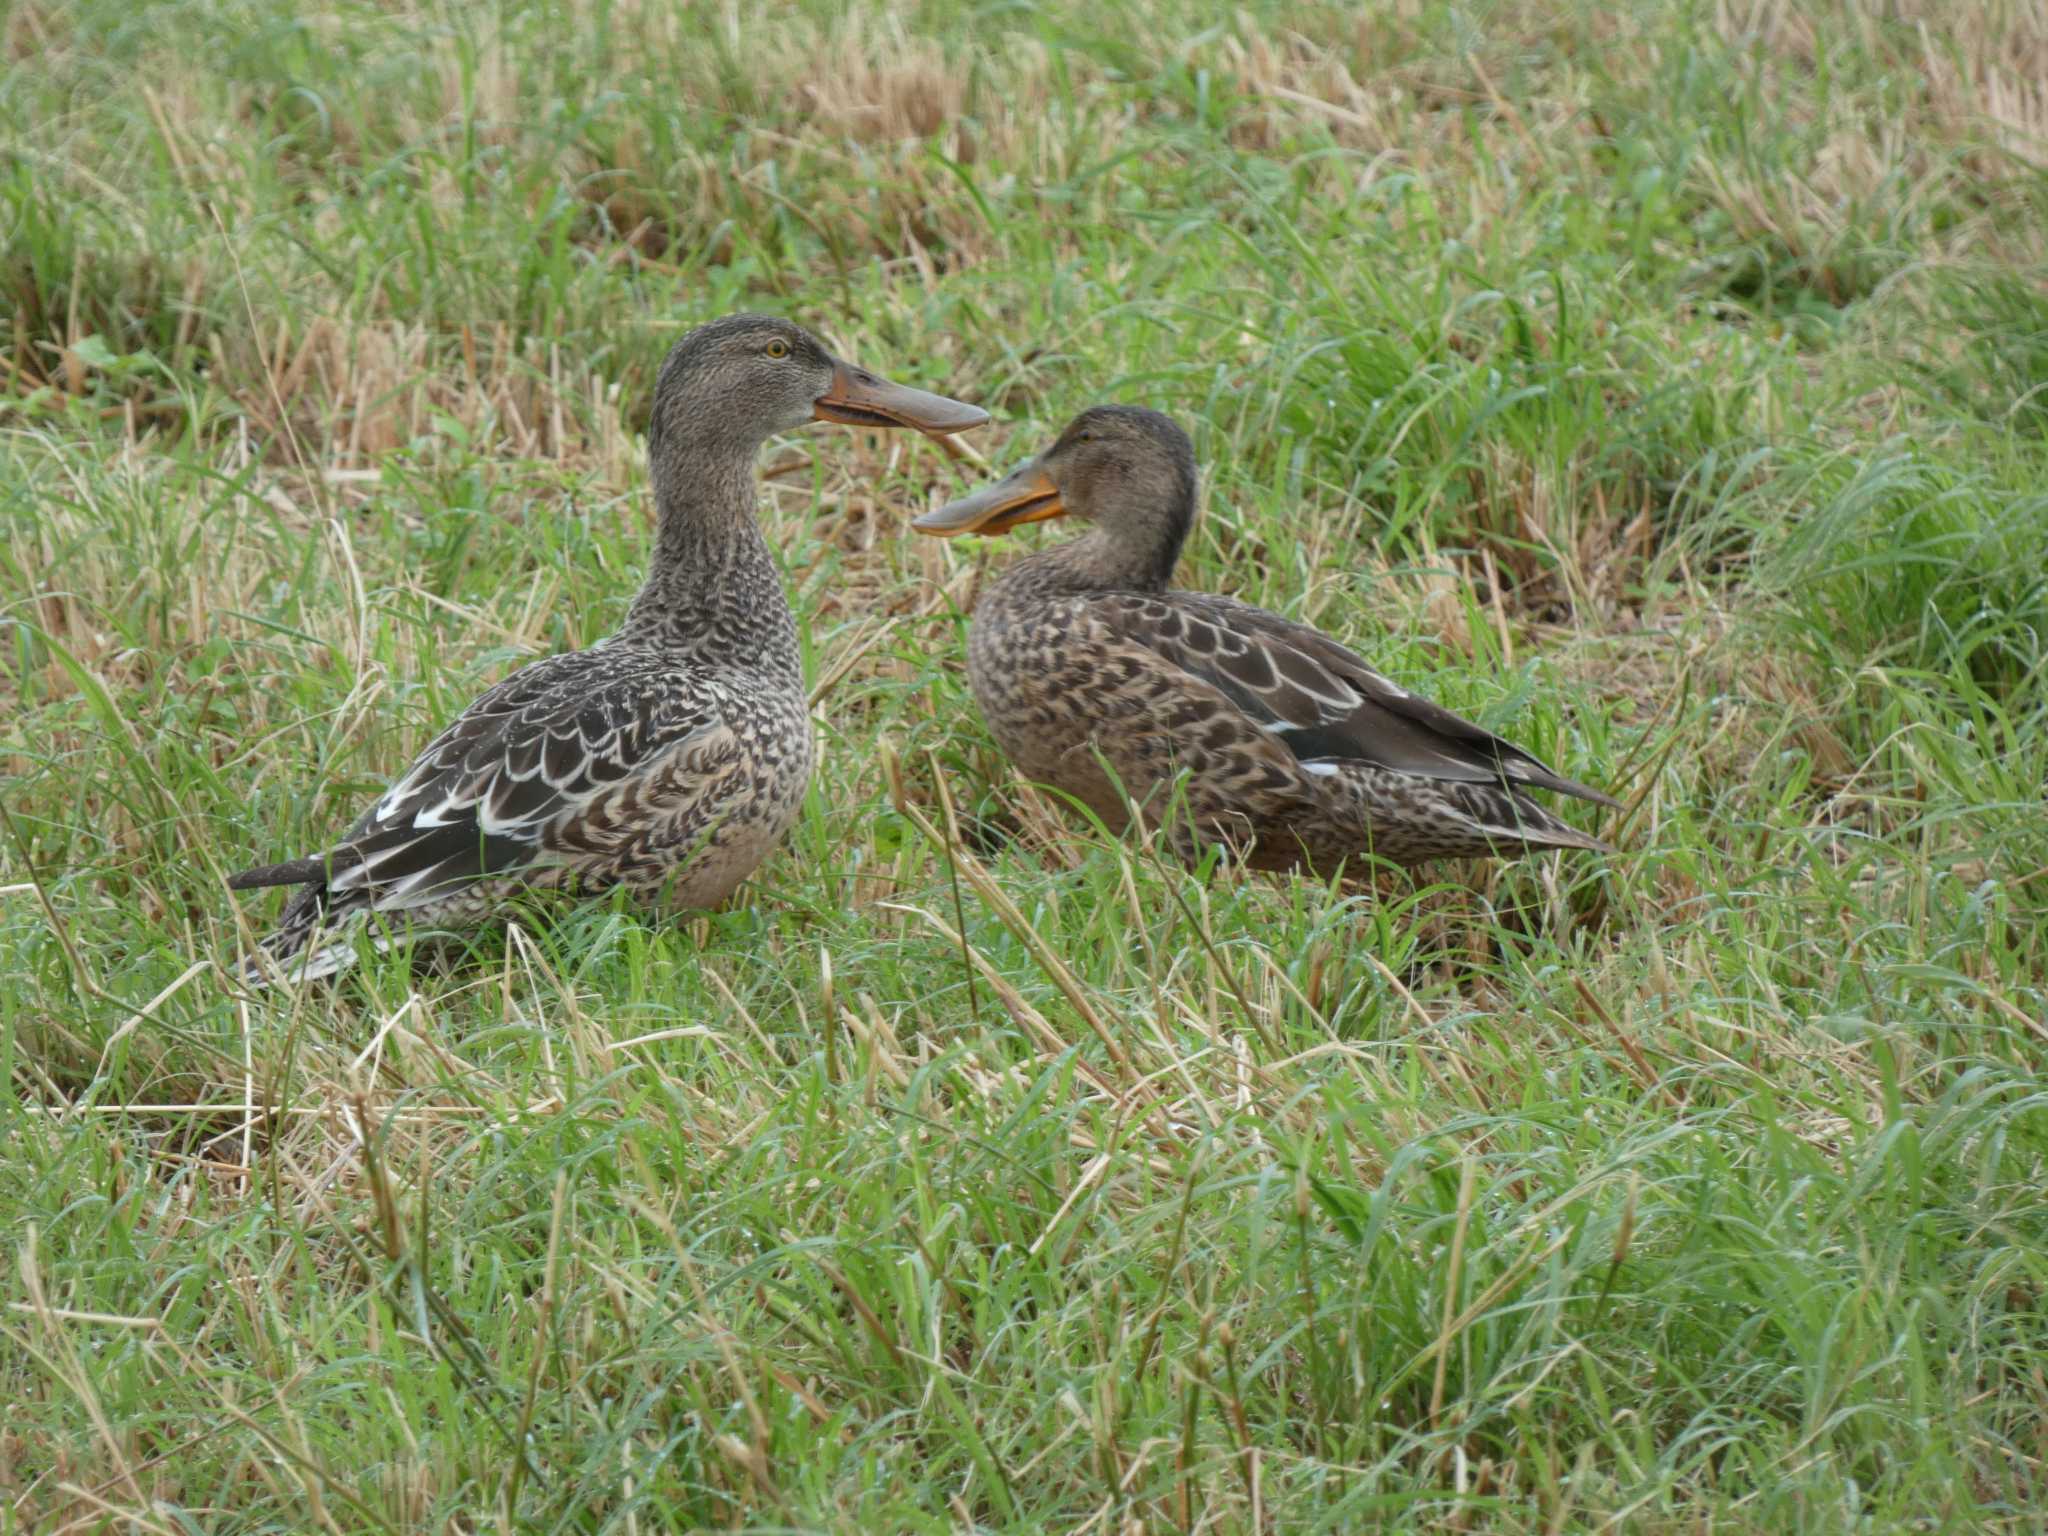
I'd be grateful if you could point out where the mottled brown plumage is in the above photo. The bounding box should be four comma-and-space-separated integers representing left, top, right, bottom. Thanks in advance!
914, 405, 1617, 873
231, 314, 986, 980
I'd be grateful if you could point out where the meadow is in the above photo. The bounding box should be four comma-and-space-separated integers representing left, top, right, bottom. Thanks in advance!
4, 0, 2047, 1529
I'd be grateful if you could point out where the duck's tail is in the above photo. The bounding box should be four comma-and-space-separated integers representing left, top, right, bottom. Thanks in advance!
1475, 784, 1616, 855
230, 863, 378, 986
240, 922, 388, 986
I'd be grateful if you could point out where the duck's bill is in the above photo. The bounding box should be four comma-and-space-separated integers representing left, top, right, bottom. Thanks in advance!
814, 361, 988, 435
912, 465, 1065, 536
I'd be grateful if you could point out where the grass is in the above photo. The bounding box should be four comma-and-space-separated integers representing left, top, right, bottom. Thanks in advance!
4, 0, 2047, 1528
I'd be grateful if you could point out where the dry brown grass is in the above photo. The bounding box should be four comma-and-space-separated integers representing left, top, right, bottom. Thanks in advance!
15, 0, 2044, 440
1718, 0, 2048, 168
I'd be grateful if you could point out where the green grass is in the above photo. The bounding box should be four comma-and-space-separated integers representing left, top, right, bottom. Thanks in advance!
5, 0, 2047, 1528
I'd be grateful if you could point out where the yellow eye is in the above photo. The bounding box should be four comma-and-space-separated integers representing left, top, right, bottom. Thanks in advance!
765, 338, 790, 359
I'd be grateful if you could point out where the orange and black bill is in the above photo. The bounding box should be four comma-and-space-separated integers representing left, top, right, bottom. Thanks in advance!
911, 459, 1066, 537
814, 361, 988, 435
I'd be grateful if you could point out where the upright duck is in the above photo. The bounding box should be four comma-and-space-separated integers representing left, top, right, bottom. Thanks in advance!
913, 406, 1615, 872
232, 314, 986, 979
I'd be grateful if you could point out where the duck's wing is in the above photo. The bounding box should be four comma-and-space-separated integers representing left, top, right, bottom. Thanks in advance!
1088, 592, 1618, 806
231, 647, 732, 925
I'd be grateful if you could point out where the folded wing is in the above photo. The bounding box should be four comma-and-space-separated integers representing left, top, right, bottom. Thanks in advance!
231, 650, 729, 973
1089, 592, 1618, 806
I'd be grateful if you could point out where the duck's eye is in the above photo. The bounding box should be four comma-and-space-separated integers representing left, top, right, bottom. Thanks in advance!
765, 339, 791, 359
1077, 430, 1094, 443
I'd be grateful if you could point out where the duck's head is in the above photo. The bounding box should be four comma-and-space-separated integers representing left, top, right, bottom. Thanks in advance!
649, 314, 987, 457
912, 405, 1197, 565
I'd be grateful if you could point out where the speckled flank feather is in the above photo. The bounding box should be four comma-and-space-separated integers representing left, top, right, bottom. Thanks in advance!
229, 314, 982, 982
929, 405, 1617, 875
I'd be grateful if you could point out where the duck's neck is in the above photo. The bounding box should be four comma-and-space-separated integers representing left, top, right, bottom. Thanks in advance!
619, 440, 799, 677
1001, 504, 1188, 598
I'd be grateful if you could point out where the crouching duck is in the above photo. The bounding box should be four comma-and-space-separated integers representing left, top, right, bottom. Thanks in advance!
912, 405, 1616, 872
231, 313, 986, 980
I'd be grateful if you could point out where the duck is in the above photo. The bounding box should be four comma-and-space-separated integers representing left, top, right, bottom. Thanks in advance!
230, 313, 986, 980
912, 405, 1616, 873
